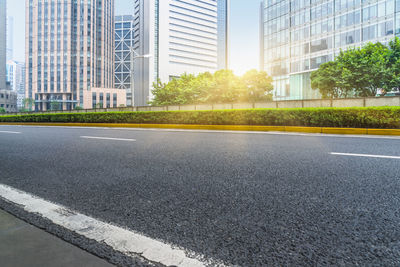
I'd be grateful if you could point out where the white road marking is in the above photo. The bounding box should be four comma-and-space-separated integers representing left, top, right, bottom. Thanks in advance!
0, 130, 21, 134
0, 184, 215, 267
330, 152, 400, 159
80, 136, 136, 142
2, 124, 400, 140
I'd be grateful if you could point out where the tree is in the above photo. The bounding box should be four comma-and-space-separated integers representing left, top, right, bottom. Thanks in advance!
336, 42, 390, 97
23, 98, 35, 111
385, 37, 400, 90
241, 69, 274, 102
311, 40, 394, 98
74, 105, 83, 110
0, 107, 5, 113
150, 70, 274, 106
50, 101, 60, 111
310, 61, 344, 98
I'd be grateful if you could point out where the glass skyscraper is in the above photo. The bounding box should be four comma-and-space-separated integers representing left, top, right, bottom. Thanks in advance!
115, 15, 134, 106
132, 0, 230, 106
218, 0, 230, 69
260, 0, 397, 100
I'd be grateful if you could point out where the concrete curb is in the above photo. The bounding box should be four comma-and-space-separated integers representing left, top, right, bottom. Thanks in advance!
1, 122, 400, 136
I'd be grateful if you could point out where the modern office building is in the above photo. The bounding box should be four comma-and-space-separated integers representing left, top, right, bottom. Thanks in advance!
132, 0, 230, 106
7, 60, 26, 108
7, 16, 13, 61
115, 15, 134, 106
217, 0, 229, 69
26, 0, 122, 111
260, 0, 397, 100
0, 0, 6, 92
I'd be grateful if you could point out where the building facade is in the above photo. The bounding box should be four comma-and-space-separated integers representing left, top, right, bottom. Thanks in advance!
6, 60, 26, 108
0, 0, 6, 91
132, 0, 230, 106
26, 0, 118, 111
217, 0, 229, 69
115, 15, 134, 106
0, 89, 18, 112
7, 16, 13, 61
260, 0, 397, 100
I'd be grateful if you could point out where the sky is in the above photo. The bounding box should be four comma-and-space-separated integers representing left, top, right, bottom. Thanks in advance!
8, 0, 261, 75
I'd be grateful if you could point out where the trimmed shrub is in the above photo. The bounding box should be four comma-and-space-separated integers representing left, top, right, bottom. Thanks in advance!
0, 107, 400, 129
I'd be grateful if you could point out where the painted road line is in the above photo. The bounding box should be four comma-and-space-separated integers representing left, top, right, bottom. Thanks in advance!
0, 184, 217, 267
4, 125, 400, 140
330, 152, 400, 160
0, 130, 21, 134
80, 136, 136, 142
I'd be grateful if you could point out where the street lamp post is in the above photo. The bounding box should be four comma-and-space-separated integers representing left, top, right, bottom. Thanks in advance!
130, 47, 151, 107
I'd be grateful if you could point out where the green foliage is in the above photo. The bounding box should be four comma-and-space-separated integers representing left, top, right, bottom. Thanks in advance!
74, 106, 83, 110
1, 107, 400, 129
23, 98, 35, 111
50, 101, 61, 111
311, 38, 400, 98
151, 69, 274, 106
0, 107, 5, 113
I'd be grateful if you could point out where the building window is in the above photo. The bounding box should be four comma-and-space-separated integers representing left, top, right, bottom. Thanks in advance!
106, 93, 110, 108
99, 93, 103, 108
113, 93, 117, 107
92, 92, 97, 109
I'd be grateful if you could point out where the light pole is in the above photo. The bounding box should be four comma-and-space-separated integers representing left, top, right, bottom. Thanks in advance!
130, 47, 151, 107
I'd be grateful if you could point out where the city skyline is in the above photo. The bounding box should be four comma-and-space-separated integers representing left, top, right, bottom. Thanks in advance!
7, 0, 260, 75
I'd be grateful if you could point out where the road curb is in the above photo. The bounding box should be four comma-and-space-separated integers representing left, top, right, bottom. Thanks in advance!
1, 122, 400, 136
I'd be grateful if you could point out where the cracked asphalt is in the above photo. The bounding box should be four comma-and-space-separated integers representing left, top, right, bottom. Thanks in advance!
1, 125, 400, 266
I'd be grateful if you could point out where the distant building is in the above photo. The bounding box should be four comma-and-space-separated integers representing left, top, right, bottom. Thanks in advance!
84, 88, 126, 109
218, 0, 229, 70
26, 0, 124, 111
132, 0, 230, 106
0, 89, 17, 112
7, 16, 13, 61
115, 15, 134, 106
260, 0, 397, 100
0, 0, 6, 91
6, 60, 26, 108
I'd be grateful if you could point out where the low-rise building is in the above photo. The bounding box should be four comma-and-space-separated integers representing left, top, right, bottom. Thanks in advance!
84, 88, 126, 109
0, 89, 17, 112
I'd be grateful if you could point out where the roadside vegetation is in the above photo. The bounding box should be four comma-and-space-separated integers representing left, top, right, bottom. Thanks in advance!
1, 107, 400, 129
150, 69, 273, 106
311, 37, 400, 98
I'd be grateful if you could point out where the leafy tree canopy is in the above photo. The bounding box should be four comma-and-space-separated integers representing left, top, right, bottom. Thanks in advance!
311, 38, 400, 98
150, 69, 274, 106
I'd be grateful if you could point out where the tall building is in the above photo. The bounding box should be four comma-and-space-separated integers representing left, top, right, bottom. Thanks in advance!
0, 0, 6, 91
115, 15, 134, 106
6, 60, 26, 108
26, 0, 124, 111
132, 0, 230, 106
7, 16, 13, 61
260, 0, 397, 100
217, 0, 229, 69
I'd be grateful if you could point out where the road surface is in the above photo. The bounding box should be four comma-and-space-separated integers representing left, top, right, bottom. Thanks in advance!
0, 125, 400, 266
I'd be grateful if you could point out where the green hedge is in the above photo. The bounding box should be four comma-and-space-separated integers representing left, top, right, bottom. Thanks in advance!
1, 107, 400, 129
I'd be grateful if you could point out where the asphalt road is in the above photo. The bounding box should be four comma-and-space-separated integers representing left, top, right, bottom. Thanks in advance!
1, 125, 400, 266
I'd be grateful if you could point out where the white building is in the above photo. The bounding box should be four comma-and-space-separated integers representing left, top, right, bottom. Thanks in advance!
0, 0, 6, 91
132, 0, 229, 106
6, 60, 25, 108
7, 16, 13, 61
